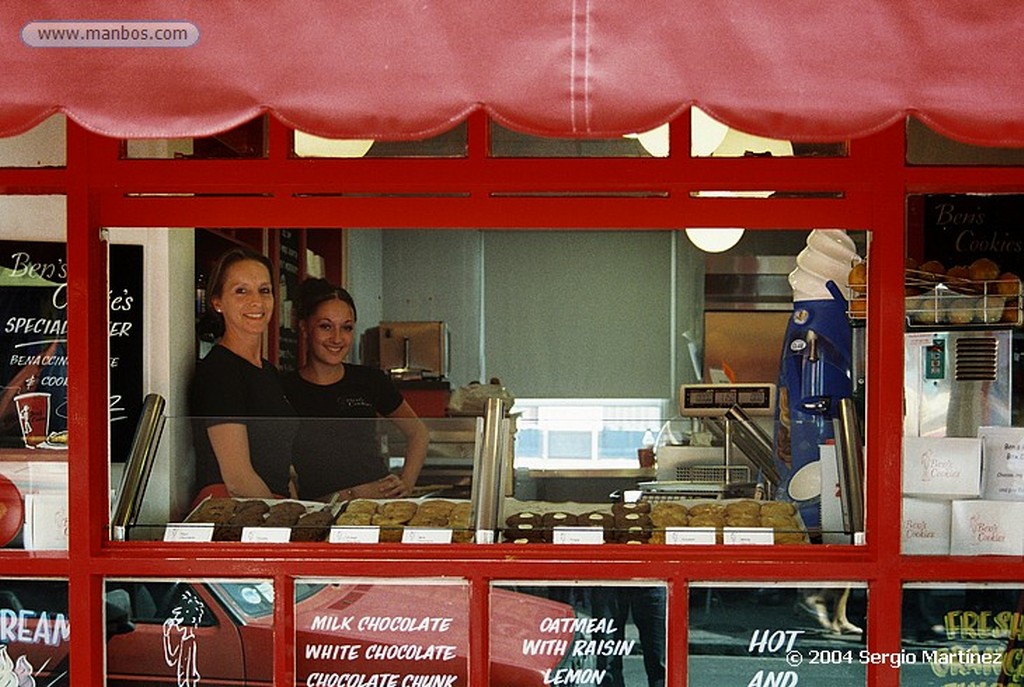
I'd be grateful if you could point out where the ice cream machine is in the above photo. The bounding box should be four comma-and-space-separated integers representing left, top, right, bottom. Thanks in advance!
774, 230, 860, 532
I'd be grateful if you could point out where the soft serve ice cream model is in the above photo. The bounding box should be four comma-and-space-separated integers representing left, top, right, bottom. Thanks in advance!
774, 230, 860, 533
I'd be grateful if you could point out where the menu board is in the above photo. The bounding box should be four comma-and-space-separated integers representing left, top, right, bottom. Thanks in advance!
296, 581, 469, 686
0, 241, 143, 461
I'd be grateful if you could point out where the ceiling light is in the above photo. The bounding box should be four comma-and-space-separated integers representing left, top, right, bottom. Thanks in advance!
685, 228, 745, 253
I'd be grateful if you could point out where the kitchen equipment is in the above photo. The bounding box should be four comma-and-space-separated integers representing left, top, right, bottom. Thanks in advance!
652, 383, 777, 496
774, 281, 854, 531
904, 329, 1012, 438
361, 321, 449, 380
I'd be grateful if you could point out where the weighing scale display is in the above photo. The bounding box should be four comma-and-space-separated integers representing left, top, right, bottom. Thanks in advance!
679, 384, 776, 416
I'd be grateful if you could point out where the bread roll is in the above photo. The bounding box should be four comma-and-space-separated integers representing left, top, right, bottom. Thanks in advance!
848, 262, 867, 294
969, 257, 1000, 282
994, 272, 1021, 297
918, 260, 946, 278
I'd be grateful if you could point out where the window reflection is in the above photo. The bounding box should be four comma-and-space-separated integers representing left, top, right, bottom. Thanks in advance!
689, 584, 867, 687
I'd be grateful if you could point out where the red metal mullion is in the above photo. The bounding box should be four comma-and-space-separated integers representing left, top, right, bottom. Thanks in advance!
66, 120, 110, 687
275, 574, 296, 687
94, 193, 870, 231
0, 167, 67, 193
88, 548, 883, 582
858, 123, 910, 687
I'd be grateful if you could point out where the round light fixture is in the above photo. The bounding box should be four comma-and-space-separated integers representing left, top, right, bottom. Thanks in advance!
685, 228, 745, 253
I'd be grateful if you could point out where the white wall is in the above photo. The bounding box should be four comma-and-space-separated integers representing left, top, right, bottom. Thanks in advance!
107, 228, 195, 530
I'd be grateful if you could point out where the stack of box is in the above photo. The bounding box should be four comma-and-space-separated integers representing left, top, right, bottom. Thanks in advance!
902, 432, 1024, 556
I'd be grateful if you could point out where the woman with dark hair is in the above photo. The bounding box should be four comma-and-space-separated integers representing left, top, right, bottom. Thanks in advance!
189, 247, 296, 502
282, 278, 427, 501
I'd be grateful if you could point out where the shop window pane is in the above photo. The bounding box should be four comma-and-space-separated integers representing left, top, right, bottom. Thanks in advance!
0, 115, 66, 167
106, 578, 272, 684
123, 116, 267, 159
0, 579, 69, 686
116, 226, 869, 547
691, 107, 847, 158
294, 121, 468, 158
907, 117, 1024, 166
295, 578, 470, 685
900, 584, 1023, 685
902, 194, 1024, 555
689, 583, 867, 686
489, 121, 656, 158
491, 581, 667, 687
1, 201, 69, 550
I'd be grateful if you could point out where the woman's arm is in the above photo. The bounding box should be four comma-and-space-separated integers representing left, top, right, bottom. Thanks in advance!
387, 401, 429, 495
206, 423, 275, 498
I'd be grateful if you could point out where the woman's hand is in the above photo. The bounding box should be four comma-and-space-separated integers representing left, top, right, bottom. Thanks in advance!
351, 474, 410, 499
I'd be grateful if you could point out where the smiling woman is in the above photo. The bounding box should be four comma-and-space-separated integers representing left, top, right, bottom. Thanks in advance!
188, 247, 297, 503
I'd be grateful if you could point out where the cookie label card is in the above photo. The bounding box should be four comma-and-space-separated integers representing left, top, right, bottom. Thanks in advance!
241, 527, 291, 543
723, 527, 774, 545
401, 528, 453, 544
553, 527, 604, 545
164, 523, 214, 543
329, 526, 380, 544
665, 527, 716, 545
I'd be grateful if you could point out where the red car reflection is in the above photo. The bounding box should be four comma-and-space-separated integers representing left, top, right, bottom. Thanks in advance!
0, 579, 576, 686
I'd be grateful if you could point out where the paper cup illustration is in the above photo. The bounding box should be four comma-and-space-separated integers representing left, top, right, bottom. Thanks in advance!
14, 392, 50, 448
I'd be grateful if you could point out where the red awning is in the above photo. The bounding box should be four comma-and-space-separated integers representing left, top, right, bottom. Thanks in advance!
5, 0, 1024, 145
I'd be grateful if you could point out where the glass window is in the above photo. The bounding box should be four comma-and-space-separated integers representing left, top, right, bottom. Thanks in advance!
491, 581, 667, 687
106, 579, 273, 684
900, 584, 1022, 685
691, 107, 847, 158
123, 116, 268, 159
294, 121, 468, 158
0, 198, 69, 550
689, 583, 867, 686
489, 121, 658, 158
0, 579, 69, 686
902, 193, 1023, 555
0, 115, 66, 168
907, 117, 1024, 166
115, 226, 869, 547
295, 578, 470, 685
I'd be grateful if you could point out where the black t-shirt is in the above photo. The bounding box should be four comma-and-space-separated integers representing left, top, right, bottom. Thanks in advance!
282, 365, 404, 500
190, 345, 296, 496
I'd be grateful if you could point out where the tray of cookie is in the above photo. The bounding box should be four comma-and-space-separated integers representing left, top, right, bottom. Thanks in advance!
183, 497, 340, 542
500, 498, 808, 545
334, 498, 473, 543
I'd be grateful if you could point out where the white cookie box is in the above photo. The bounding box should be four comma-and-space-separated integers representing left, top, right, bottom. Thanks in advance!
901, 497, 951, 556
902, 437, 981, 499
950, 500, 1024, 556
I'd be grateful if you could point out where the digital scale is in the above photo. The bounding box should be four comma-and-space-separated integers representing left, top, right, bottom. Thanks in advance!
637, 383, 779, 500
678, 383, 776, 417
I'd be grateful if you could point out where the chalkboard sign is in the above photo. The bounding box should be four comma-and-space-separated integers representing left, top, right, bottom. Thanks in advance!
922, 194, 1024, 276
0, 241, 143, 461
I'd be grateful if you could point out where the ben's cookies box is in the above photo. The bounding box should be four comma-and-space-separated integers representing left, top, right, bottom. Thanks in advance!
901, 497, 951, 555
950, 500, 1024, 556
902, 437, 982, 499
977, 426, 1024, 501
